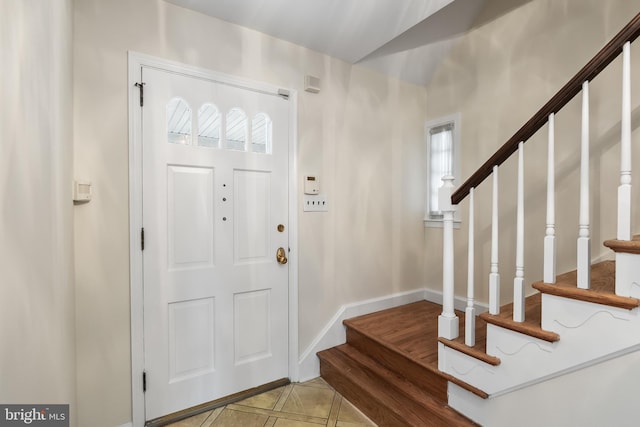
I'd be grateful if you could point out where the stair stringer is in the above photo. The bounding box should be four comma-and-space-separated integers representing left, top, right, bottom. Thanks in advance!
439, 296, 640, 396
447, 345, 640, 427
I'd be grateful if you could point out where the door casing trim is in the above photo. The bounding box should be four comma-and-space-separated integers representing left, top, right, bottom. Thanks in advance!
127, 51, 299, 427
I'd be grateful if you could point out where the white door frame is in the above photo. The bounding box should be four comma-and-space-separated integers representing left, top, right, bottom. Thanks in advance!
127, 51, 299, 427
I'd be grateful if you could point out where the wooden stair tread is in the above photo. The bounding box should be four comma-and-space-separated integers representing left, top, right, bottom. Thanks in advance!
532, 260, 640, 310
603, 234, 640, 254
318, 345, 478, 426
438, 314, 499, 365
479, 293, 560, 342
438, 337, 500, 366
335, 345, 479, 424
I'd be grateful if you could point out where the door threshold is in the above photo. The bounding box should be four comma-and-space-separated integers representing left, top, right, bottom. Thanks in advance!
145, 378, 291, 427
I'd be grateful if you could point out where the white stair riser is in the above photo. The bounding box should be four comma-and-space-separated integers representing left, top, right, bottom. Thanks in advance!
614, 252, 640, 298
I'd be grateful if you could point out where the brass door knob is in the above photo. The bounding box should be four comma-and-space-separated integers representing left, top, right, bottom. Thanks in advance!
276, 247, 288, 265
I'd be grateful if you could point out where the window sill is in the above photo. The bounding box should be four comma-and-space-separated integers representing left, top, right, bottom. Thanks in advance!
424, 219, 462, 229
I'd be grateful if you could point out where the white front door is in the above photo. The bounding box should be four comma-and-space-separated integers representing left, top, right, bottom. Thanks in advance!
141, 67, 290, 420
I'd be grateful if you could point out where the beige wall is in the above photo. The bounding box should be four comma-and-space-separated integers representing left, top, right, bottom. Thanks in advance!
73, 1, 427, 425
425, 0, 640, 305
0, 0, 76, 424
72, 0, 640, 424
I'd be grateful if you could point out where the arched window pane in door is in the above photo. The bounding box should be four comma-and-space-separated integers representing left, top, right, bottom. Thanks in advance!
198, 103, 221, 148
166, 97, 192, 145
251, 113, 272, 154
226, 108, 247, 151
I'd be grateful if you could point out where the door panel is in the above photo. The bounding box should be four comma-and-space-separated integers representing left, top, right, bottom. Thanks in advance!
168, 297, 215, 382
168, 166, 214, 269
234, 169, 271, 262
142, 67, 290, 420
234, 289, 271, 364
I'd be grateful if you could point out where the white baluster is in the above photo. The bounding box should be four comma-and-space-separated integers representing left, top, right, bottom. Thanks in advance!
489, 166, 500, 315
439, 176, 459, 339
619, 41, 632, 241
465, 187, 475, 347
544, 113, 557, 284
513, 142, 525, 322
577, 81, 591, 289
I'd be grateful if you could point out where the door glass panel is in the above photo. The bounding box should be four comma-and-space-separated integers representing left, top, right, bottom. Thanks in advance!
166, 97, 192, 145
251, 113, 272, 154
226, 108, 247, 151
198, 103, 221, 148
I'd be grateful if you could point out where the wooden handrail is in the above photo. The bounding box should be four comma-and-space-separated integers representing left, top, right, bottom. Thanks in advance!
451, 11, 640, 205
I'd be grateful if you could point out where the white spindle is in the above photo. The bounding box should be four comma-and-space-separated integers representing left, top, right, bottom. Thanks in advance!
577, 81, 591, 289
544, 113, 557, 284
619, 41, 632, 241
439, 176, 459, 339
513, 142, 525, 322
465, 188, 476, 347
489, 166, 500, 315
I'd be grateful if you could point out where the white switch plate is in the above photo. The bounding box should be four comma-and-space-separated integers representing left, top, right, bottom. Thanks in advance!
303, 194, 328, 212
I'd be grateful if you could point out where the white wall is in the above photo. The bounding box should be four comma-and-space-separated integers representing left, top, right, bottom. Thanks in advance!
449, 348, 640, 426
73, 1, 427, 425
424, 0, 640, 305
0, 0, 76, 424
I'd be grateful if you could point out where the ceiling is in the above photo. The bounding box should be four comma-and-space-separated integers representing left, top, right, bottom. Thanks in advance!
166, 0, 531, 85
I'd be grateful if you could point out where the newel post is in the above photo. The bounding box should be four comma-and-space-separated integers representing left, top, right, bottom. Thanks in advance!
439, 176, 459, 340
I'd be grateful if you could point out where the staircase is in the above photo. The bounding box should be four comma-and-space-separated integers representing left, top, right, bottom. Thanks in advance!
318, 247, 640, 426
318, 12, 640, 427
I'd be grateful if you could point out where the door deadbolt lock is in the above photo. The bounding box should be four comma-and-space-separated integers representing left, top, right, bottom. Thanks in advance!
276, 247, 288, 265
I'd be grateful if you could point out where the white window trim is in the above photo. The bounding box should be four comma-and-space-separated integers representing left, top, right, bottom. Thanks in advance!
424, 113, 461, 228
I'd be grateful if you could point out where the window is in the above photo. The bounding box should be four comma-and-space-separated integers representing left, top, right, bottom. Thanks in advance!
425, 113, 461, 228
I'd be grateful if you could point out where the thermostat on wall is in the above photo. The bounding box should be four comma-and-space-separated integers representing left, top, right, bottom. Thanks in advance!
73, 180, 92, 202
304, 175, 320, 195
304, 75, 320, 93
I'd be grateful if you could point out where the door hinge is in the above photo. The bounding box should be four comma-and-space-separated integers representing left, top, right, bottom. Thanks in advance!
143, 371, 147, 392
141, 227, 145, 251
135, 82, 146, 107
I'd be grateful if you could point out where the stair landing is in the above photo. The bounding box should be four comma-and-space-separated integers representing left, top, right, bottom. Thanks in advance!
342, 300, 488, 397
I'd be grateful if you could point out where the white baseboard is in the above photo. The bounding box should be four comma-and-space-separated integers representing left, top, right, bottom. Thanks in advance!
297, 287, 488, 382
424, 288, 488, 314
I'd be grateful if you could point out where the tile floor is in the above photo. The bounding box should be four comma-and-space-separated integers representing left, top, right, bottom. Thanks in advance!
167, 377, 377, 427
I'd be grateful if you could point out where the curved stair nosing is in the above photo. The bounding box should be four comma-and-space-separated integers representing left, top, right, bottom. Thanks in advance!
533, 282, 640, 310
438, 337, 501, 366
